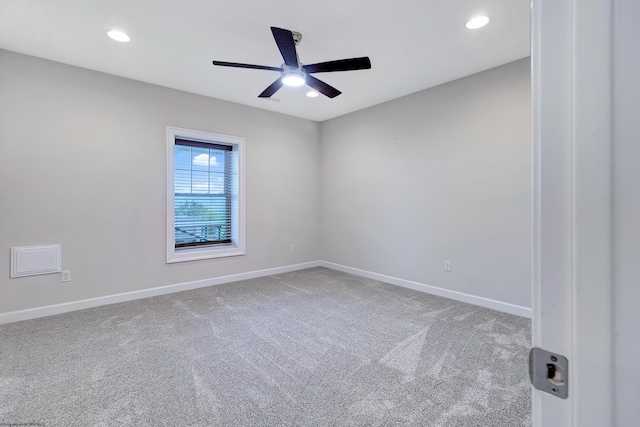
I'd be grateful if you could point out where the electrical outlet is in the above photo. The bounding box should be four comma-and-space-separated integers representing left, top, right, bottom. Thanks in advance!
61, 270, 71, 282
290, 244, 295, 252
444, 261, 451, 272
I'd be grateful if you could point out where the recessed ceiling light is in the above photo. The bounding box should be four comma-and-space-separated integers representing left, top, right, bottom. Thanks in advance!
465, 16, 490, 30
107, 30, 130, 42
306, 91, 319, 98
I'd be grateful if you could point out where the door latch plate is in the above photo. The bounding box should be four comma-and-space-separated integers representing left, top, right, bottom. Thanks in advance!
529, 347, 568, 399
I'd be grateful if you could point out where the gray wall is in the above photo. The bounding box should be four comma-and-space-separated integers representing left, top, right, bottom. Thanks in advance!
0, 50, 532, 316
319, 59, 532, 308
613, 0, 640, 423
0, 49, 321, 314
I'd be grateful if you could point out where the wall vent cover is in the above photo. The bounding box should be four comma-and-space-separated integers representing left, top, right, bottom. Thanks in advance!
10, 245, 62, 278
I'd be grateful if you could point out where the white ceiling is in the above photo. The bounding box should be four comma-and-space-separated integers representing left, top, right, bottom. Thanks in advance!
0, 0, 530, 122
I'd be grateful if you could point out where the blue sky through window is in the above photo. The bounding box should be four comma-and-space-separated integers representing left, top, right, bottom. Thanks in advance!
174, 146, 226, 194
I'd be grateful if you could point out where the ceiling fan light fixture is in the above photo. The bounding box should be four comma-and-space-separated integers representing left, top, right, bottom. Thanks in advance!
466, 16, 490, 29
107, 29, 130, 42
212, 27, 370, 99
281, 69, 306, 87
306, 91, 319, 98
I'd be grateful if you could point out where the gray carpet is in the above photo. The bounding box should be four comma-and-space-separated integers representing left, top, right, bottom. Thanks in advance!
0, 267, 531, 426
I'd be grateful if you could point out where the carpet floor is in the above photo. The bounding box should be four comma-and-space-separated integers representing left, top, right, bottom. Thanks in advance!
0, 267, 531, 426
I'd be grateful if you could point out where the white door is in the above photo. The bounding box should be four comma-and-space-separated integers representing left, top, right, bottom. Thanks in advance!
532, 0, 624, 425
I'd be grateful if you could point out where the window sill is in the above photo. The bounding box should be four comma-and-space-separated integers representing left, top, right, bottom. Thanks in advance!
166, 244, 245, 263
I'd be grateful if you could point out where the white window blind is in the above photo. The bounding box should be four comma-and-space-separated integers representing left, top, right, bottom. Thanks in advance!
174, 139, 233, 248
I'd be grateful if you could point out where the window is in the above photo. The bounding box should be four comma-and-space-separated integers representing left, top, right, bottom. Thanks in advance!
166, 127, 245, 263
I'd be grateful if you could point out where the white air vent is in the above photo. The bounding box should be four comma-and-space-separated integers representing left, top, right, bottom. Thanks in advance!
10, 245, 62, 278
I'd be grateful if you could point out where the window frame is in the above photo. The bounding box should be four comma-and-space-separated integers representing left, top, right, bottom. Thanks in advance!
166, 126, 245, 263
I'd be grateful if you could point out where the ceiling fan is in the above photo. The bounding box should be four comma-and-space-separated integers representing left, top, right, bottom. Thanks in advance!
212, 27, 371, 99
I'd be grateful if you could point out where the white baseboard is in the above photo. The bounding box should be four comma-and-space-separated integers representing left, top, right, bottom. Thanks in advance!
0, 259, 531, 325
0, 261, 321, 325
320, 261, 532, 318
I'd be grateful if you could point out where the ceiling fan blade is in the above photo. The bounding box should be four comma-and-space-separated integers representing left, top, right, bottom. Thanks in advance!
212, 61, 283, 72
306, 75, 341, 98
258, 78, 284, 98
271, 27, 299, 68
303, 57, 372, 74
